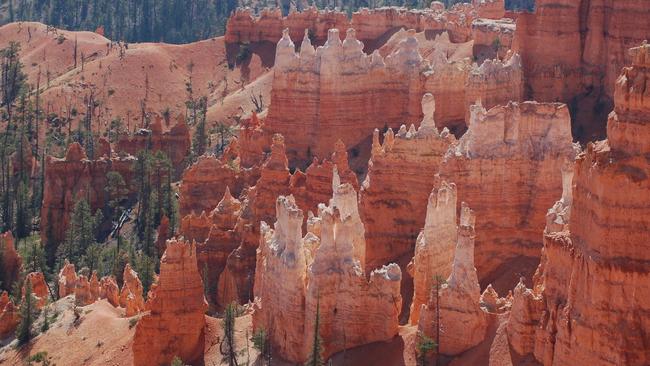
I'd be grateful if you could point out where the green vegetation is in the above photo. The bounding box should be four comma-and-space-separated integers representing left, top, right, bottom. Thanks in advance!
305, 298, 325, 366
416, 331, 436, 366
3, 1, 534, 44
252, 327, 272, 365
220, 302, 239, 366
16, 280, 38, 345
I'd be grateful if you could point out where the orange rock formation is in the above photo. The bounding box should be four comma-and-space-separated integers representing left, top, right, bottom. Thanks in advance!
23, 272, 49, 309
119, 264, 145, 317
41, 143, 135, 249
0, 291, 19, 338
267, 27, 426, 166
497, 42, 650, 366
254, 180, 402, 363
115, 115, 191, 175
407, 180, 458, 324
418, 203, 487, 355
225, 4, 494, 48
513, 0, 650, 140
439, 101, 575, 290
0, 232, 21, 292
133, 238, 208, 366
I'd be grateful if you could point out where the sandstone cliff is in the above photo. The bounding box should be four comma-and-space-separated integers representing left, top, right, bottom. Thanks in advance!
0, 232, 21, 292
407, 180, 458, 325
267, 27, 425, 167
440, 101, 575, 291
41, 143, 135, 250
225, 4, 489, 48
513, 0, 650, 140
418, 203, 488, 355
254, 180, 401, 363
500, 42, 650, 366
360, 94, 455, 273
133, 239, 208, 366
115, 115, 191, 176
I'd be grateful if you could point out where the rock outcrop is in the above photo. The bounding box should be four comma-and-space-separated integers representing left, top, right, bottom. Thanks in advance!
439, 101, 575, 290
267, 27, 425, 166
471, 18, 515, 60
225, 5, 486, 48
464, 52, 523, 122
178, 153, 259, 217
58, 260, 78, 298
418, 203, 487, 355
0, 231, 21, 291
360, 94, 455, 273
290, 139, 359, 215
115, 115, 190, 176
254, 182, 402, 362
216, 133, 293, 306
0, 291, 19, 338
74, 275, 94, 306
99, 276, 120, 307
119, 264, 145, 317
500, 42, 650, 366
133, 239, 208, 366
513, 0, 650, 139
407, 180, 458, 324
23, 272, 49, 309
41, 143, 135, 250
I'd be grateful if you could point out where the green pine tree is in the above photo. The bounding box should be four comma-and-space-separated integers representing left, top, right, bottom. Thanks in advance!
16, 280, 38, 345
305, 297, 325, 366
220, 302, 239, 366
57, 198, 97, 267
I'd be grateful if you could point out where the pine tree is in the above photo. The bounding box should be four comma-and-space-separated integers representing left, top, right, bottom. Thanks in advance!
252, 327, 271, 365
58, 198, 98, 267
16, 280, 38, 345
305, 297, 325, 366
432, 274, 446, 366
220, 302, 239, 366
416, 331, 436, 366
191, 96, 208, 158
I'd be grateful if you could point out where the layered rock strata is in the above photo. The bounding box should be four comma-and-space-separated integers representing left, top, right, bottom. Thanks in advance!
119, 264, 145, 317
180, 134, 359, 307
439, 101, 575, 290
513, 0, 650, 139
360, 94, 455, 271
0, 231, 21, 292
178, 153, 259, 217
115, 115, 190, 175
418, 203, 487, 355
407, 180, 458, 324
267, 28, 425, 166
471, 18, 515, 60
464, 52, 523, 123
41, 143, 135, 250
254, 183, 402, 362
225, 4, 495, 48
499, 43, 650, 366
133, 239, 208, 366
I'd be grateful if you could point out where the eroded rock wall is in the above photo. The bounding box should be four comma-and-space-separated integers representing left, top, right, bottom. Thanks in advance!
41, 143, 135, 251
267, 28, 425, 167
439, 101, 575, 290
253, 181, 401, 363
133, 239, 208, 366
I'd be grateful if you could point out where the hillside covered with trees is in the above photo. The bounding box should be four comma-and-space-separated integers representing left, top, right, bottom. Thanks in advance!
0, 0, 534, 43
